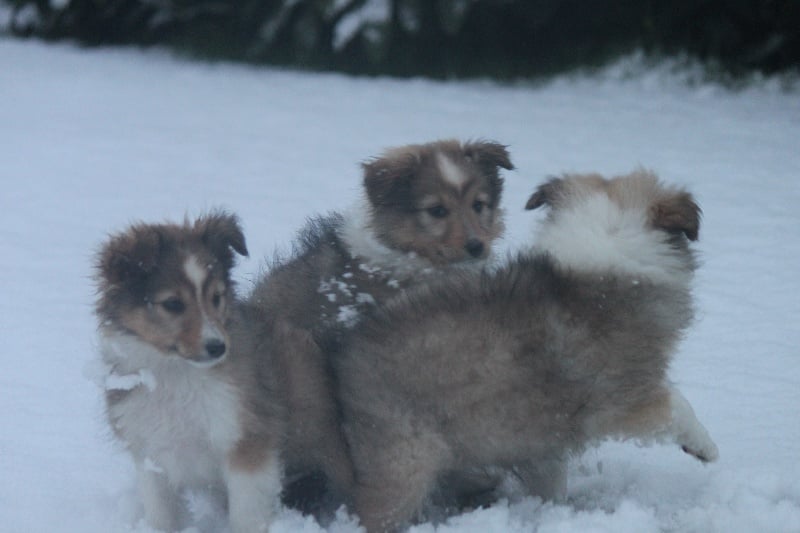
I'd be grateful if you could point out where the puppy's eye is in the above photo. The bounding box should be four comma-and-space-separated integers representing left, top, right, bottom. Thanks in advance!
426, 205, 449, 218
161, 297, 186, 314
472, 200, 486, 213
212, 292, 223, 308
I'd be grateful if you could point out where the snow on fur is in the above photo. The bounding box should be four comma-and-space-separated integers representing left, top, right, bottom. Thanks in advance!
1, 40, 799, 533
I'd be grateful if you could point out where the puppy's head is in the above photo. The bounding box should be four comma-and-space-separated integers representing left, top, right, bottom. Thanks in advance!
525, 170, 701, 241
96, 211, 248, 366
363, 139, 512, 264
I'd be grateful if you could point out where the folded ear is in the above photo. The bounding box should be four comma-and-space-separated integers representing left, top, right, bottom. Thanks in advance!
525, 178, 563, 210
362, 154, 417, 209
98, 225, 162, 286
463, 141, 514, 172
196, 211, 249, 270
650, 191, 702, 241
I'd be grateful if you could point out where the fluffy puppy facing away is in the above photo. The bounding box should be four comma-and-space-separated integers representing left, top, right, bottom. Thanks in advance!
334, 170, 719, 532
95, 213, 284, 533
248, 140, 513, 511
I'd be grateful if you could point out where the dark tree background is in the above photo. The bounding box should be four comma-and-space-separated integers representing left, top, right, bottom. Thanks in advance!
5, 0, 799, 79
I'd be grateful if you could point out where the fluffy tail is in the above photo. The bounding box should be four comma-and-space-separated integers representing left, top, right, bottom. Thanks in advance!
525, 170, 699, 286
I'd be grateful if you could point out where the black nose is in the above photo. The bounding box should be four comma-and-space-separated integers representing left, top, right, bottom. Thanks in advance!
465, 238, 485, 258
205, 339, 226, 358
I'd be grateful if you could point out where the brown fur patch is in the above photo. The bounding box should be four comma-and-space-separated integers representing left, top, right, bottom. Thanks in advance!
229, 434, 279, 472
649, 191, 701, 241
525, 173, 606, 210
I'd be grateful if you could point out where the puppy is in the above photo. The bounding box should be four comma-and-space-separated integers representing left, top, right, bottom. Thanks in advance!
334, 170, 719, 532
248, 140, 513, 511
252, 139, 512, 335
95, 213, 284, 532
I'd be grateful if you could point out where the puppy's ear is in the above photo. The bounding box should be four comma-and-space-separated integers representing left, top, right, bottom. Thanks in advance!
196, 212, 249, 270
651, 191, 701, 241
525, 178, 563, 210
98, 225, 162, 286
362, 154, 417, 209
463, 141, 514, 171
464, 141, 512, 207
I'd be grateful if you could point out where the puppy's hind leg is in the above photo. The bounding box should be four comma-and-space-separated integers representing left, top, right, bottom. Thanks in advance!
319, 433, 356, 505
278, 323, 355, 504
513, 455, 568, 502
667, 386, 719, 463
614, 384, 719, 463
350, 427, 449, 532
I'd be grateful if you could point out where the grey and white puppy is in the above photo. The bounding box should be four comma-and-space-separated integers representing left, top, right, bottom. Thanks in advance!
335, 170, 719, 532
248, 140, 513, 511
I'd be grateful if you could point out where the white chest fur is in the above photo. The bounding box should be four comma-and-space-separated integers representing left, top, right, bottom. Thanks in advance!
337, 201, 437, 279
101, 332, 241, 488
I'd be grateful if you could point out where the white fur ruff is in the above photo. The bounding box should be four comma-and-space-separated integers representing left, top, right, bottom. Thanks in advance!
338, 198, 491, 279
337, 199, 437, 278
100, 331, 241, 486
536, 194, 691, 286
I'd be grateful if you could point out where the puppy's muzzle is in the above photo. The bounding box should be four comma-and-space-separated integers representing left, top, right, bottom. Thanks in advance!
465, 238, 485, 258
205, 338, 227, 359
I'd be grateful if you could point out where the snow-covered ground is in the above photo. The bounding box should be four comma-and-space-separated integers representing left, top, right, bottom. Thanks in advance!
1, 39, 799, 532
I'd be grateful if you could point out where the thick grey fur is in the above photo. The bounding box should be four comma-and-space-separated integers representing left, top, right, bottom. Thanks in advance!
333, 172, 711, 532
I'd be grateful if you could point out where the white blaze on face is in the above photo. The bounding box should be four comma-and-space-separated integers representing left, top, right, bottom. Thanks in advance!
437, 152, 467, 189
184, 255, 207, 303
183, 256, 224, 346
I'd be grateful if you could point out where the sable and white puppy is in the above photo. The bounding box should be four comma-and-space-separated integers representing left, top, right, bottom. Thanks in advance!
95, 213, 284, 533
252, 139, 512, 334
248, 140, 513, 510
334, 170, 719, 532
